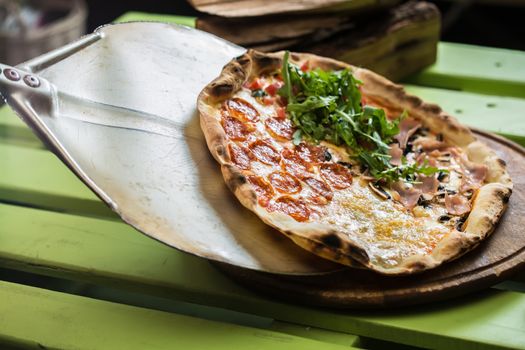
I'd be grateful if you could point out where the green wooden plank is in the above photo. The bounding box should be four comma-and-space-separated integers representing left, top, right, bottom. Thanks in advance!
1, 203, 524, 350
268, 321, 359, 347
0, 105, 28, 129
0, 142, 115, 218
114, 12, 196, 27
406, 42, 525, 98
405, 84, 525, 145
0, 280, 352, 350
0, 106, 42, 149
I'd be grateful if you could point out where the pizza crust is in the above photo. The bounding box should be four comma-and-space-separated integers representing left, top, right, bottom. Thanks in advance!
198, 49, 513, 275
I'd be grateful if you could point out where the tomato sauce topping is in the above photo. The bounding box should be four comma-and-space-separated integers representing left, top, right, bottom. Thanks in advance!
281, 148, 311, 178
264, 81, 283, 96
265, 117, 294, 141
221, 115, 253, 141
228, 143, 252, 170
247, 175, 274, 207
320, 163, 353, 189
300, 61, 310, 72
276, 106, 286, 119
245, 78, 263, 90
303, 177, 333, 204
249, 139, 281, 165
225, 98, 259, 122
268, 171, 301, 194
270, 196, 310, 222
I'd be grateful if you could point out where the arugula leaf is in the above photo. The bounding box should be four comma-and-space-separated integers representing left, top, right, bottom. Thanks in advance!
280, 51, 294, 104
378, 161, 444, 184
278, 51, 442, 183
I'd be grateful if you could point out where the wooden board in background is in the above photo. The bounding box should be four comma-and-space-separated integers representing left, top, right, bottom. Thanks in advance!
196, 1, 440, 81
188, 0, 400, 18
216, 131, 525, 309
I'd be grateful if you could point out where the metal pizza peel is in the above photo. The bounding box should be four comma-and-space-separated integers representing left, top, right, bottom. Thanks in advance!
0, 22, 341, 275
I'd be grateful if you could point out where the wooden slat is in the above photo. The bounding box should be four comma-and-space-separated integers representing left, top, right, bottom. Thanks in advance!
407, 42, 525, 98
0, 106, 43, 149
0, 280, 352, 350
405, 85, 525, 146
0, 141, 115, 218
1, 203, 524, 350
186, 0, 400, 18
303, 1, 439, 81
114, 12, 197, 27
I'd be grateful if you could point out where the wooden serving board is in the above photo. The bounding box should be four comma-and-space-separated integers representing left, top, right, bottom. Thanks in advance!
216, 130, 525, 309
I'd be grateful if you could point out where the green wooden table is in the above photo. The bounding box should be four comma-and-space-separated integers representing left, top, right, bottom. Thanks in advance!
1, 13, 525, 350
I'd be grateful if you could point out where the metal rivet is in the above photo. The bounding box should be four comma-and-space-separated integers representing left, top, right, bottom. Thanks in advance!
23, 75, 40, 88
4, 69, 21, 81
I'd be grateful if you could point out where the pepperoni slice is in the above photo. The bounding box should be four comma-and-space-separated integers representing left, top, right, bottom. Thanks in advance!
281, 148, 311, 179
268, 171, 301, 194
247, 175, 274, 207
249, 139, 281, 165
221, 115, 253, 141
225, 98, 259, 122
303, 177, 333, 204
296, 143, 328, 163
320, 163, 353, 189
265, 117, 294, 141
270, 196, 310, 222
228, 143, 252, 170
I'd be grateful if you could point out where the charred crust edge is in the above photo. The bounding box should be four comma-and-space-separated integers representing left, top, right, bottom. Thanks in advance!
320, 233, 342, 249
407, 261, 428, 272
251, 50, 282, 74
348, 244, 370, 264
224, 165, 247, 191
497, 188, 512, 204
205, 55, 250, 102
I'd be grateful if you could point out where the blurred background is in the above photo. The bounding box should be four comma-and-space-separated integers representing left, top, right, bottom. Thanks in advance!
0, 0, 524, 77
83, 0, 525, 50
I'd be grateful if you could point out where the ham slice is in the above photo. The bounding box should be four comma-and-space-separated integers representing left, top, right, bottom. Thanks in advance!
395, 117, 421, 149
413, 137, 448, 152
461, 165, 488, 191
392, 181, 421, 210
415, 175, 439, 196
415, 152, 438, 167
445, 193, 471, 216
388, 143, 403, 166
450, 148, 488, 191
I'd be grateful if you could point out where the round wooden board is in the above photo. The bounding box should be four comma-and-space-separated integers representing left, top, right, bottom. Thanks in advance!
214, 130, 525, 309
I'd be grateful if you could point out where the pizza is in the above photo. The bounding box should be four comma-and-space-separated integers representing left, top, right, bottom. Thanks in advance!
197, 50, 512, 274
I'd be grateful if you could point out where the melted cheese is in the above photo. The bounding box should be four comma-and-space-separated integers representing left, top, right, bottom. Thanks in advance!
320, 180, 448, 267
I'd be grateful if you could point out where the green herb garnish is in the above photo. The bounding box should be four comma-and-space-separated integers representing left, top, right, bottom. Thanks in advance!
278, 51, 440, 183
378, 160, 443, 184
